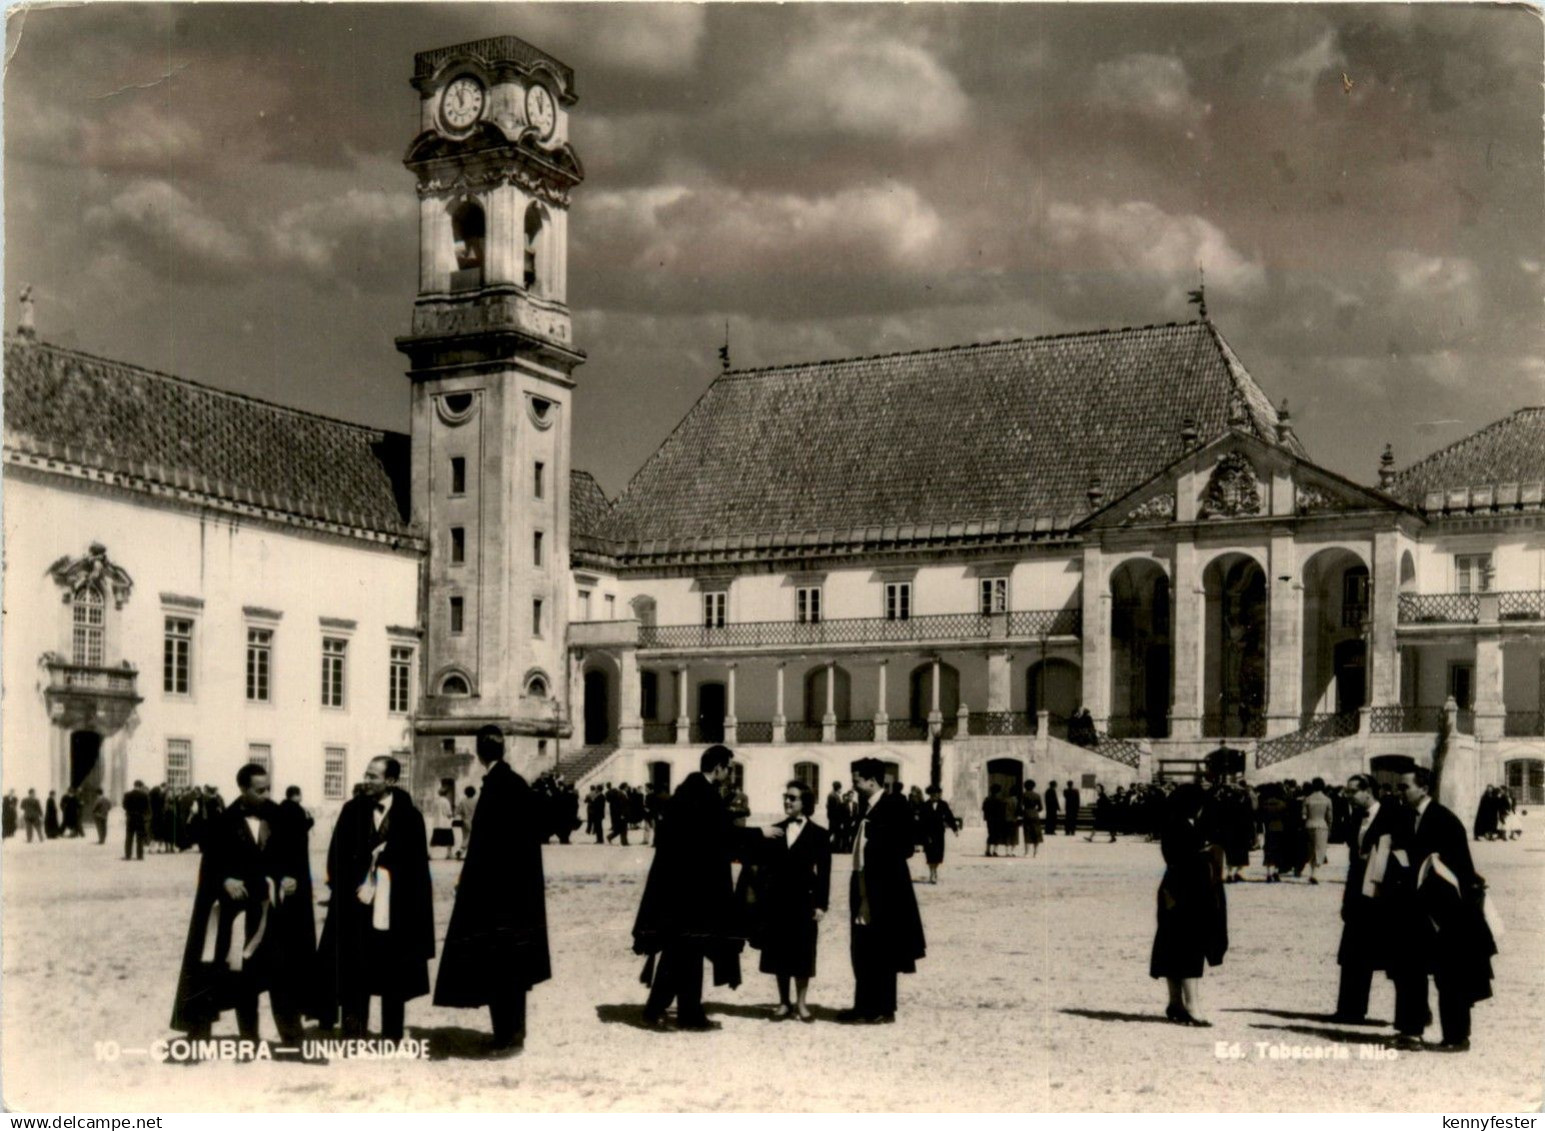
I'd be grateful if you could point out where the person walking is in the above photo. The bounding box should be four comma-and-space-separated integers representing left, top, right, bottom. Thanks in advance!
1332, 774, 1405, 1023
1302, 779, 1334, 885
917, 784, 959, 882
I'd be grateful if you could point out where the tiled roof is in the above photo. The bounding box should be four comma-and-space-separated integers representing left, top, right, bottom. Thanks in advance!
4, 337, 413, 537
604, 320, 1299, 548
1389, 407, 1545, 513
569, 468, 611, 551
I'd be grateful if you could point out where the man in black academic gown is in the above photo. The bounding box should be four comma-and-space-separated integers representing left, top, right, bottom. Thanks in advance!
169, 764, 314, 1043
841, 758, 927, 1023
632, 744, 747, 1030
1391, 766, 1497, 1052
434, 725, 551, 1053
314, 756, 434, 1040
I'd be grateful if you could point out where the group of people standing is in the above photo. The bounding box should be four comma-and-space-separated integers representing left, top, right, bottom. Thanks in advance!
584, 781, 664, 846
169, 726, 549, 1055
4, 787, 117, 844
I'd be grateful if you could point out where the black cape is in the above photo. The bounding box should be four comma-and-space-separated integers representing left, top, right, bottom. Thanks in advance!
313, 788, 434, 1022
1149, 816, 1228, 979
434, 761, 552, 1006
850, 791, 927, 972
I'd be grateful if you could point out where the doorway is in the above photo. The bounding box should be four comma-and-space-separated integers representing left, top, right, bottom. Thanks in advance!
1333, 639, 1367, 714
698, 681, 726, 743
70, 731, 104, 802
986, 757, 1024, 798
584, 670, 610, 745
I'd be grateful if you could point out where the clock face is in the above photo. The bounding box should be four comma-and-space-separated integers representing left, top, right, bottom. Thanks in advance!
441, 76, 484, 131
526, 84, 556, 139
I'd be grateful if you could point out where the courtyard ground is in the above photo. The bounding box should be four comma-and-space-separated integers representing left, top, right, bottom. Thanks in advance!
2, 816, 1541, 1113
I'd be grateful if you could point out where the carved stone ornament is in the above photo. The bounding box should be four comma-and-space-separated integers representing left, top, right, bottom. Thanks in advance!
418, 164, 572, 208
1295, 483, 1345, 515
47, 543, 133, 608
1200, 452, 1262, 519
1123, 491, 1176, 524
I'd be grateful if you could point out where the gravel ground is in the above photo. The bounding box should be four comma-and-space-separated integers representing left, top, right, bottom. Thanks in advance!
2, 817, 1541, 1113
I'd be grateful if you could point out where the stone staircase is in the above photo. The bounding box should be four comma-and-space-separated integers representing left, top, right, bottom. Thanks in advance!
556, 741, 618, 784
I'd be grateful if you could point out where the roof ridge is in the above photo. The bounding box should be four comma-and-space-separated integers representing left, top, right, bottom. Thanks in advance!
5, 336, 406, 440
718, 319, 1208, 380
1391, 406, 1541, 482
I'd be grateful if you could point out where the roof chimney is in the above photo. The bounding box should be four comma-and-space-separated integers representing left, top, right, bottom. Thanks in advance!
16, 284, 36, 342
1275, 398, 1296, 446
1087, 475, 1105, 510
1379, 443, 1396, 489
1179, 413, 1199, 449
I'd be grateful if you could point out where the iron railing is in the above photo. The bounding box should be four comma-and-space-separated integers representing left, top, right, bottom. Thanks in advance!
1504, 712, 1544, 737
835, 719, 876, 742
1256, 712, 1359, 770
1398, 593, 1480, 624
888, 719, 930, 741
641, 722, 676, 745
638, 609, 1080, 649
1368, 705, 1445, 734
737, 720, 774, 744
784, 721, 823, 743
968, 711, 1034, 736
1106, 714, 1170, 739
1499, 591, 1545, 620
1203, 713, 1267, 740
1090, 732, 1143, 769
43, 660, 139, 695
1341, 601, 1370, 629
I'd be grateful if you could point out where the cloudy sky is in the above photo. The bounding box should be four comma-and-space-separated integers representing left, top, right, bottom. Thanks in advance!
5, 3, 1541, 496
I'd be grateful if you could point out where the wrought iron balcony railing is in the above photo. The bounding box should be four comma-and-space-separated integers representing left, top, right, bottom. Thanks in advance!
737, 720, 774, 744
1398, 593, 1480, 624
1499, 591, 1545, 620
887, 719, 930, 742
1256, 712, 1359, 770
1368, 705, 1445, 734
641, 721, 676, 745
967, 711, 1034, 737
784, 720, 823, 743
637, 609, 1080, 650
835, 719, 876, 742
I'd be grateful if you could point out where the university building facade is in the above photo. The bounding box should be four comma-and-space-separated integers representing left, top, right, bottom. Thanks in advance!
5, 35, 1543, 826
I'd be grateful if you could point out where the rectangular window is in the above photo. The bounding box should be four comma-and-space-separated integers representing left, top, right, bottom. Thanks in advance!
321, 637, 347, 708
578, 589, 592, 621
163, 617, 193, 694
166, 739, 192, 789
605, 594, 616, 619
534, 461, 545, 499
449, 596, 464, 634
450, 456, 466, 495
1456, 554, 1493, 594
640, 670, 659, 720
533, 598, 544, 637
246, 743, 272, 776
72, 590, 105, 667
533, 531, 544, 566
980, 577, 1008, 614
246, 628, 272, 702
703, 591, 727, 628
450, 526, 465, 565
389, 646, 413, 714
323, 747, 347, 801
1449, 663, 1475, 710
884, 582, 912, 621
796, 586, 822, 624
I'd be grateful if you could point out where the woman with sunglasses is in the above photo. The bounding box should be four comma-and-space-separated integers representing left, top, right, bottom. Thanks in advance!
752, 781, 833, 1022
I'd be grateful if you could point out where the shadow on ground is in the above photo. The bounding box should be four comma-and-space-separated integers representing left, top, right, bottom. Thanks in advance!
1058, 1007, 1172, 1026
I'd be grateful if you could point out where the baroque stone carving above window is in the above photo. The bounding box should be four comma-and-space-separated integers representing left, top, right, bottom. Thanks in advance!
1123, 492, 1176, 525
47, 543, 134, 608
1200, 453, 1262, 519
1295, 483, 1346, 515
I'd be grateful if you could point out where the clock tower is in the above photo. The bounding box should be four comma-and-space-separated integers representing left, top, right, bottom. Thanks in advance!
397, 36, 584, 780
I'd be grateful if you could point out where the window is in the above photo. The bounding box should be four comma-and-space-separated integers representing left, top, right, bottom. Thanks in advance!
523, 203, 543, 291
534, 461, 545, 499
72, 586, 105, 666
796, 587, 822, 625
578, 589, 592, 621
527, 674, 548, 698
794, 761, 821, 795
166, 739, 192, 789
440, 673, 471, 696
533, 598, 544, 637
389, 646, 413, 713
980, 577, 1008, 614
451, 201, 485, 289
450, 596, 465, 634
704, 591, 727, 628
533, 531, 544, 566
450, 456, 466, 495
246, 628, 272, 702
1341, 569, 1370, 628
885, 582, 912, 621
450, 527, 465, 565
323, 747, 347, 800
605, 594, 616, 619
163, 617, 193, 695
640, 671, 659, 720
321, 637, 347, 708
1456, 554, 1493, 594
246, 743, 271, 775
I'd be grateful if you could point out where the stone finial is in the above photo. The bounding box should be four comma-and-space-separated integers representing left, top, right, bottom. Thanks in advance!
1180, 413, 1199, 449
1087, 475, 1105, 509
1227, 390, 1249, 430
1275, 398, 1297, 446
16, 284, 36, 341
1379, 443, 1396, 489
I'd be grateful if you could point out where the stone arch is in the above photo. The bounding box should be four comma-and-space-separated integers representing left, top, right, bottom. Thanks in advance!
449, 198, 486, 289
1202, 552, 1268, 738
1026, 658, 1081, 723
1108, 558, 1171, 737
1301, 547, 1370, 717
803, 664, 852, 724
909, 660, 960, 724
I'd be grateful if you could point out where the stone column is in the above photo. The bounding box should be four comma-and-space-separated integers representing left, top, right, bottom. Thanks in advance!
1265, 533, 1301, 737
927, 655, 943, 732
773, 661, 787, 744
1438, 695, 1481, 832
618, 649, 642, 746
1473, 601, 1504, 742
675, 667, 691, 746
725, 662, 739, 746
570, 651, 588, 744
822, 662, 837, 743
877, 658, 889, 747
1170, 540, 1203, 740
1369, 530, 1401, 707
1079, 545, 1110, 726
986, 649, 1012, 712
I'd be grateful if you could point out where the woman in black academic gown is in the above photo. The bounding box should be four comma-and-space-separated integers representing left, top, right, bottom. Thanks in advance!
752, 781, 832, 1022
1150, 785, 1228, 1026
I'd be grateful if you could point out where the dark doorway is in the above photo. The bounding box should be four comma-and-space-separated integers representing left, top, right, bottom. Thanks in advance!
648, 761, 672, 796
986, 757, 1024, 798
698, 681, 726, 743
1333, 639, 1367, 714
70, 731, 103, 801
584, 670, 609, 745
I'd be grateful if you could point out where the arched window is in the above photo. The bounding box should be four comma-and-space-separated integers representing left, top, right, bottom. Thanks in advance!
909, 661, 960, 725
524, 203, 545, 292
72, 585, 105, 666
803, 665, 851, 725
451, 200, 486, 290
793, 761, 821, 796
440, 673, 471, 697
525, 672, 549, 698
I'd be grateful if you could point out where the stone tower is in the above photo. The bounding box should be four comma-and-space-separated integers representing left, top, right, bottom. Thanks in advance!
397, 36, 584, 782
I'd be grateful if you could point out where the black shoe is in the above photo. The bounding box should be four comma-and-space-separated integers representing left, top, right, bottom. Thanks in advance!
1432, 1039, 1471, 1053
676, 1017, 718, 1032
1390, 1034, 1424, 1052
836, 1009, 882, 1025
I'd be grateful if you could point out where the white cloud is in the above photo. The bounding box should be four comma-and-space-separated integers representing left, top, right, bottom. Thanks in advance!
739, 23, 968, 140
81, 102, 205, 170
1388, 251, 1481, 327
83, 180, 250, 276
263, 189, 416, 273
504, 6, 707, 76
1090, 54, 1206, 125
1262, 28, 1345, 107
